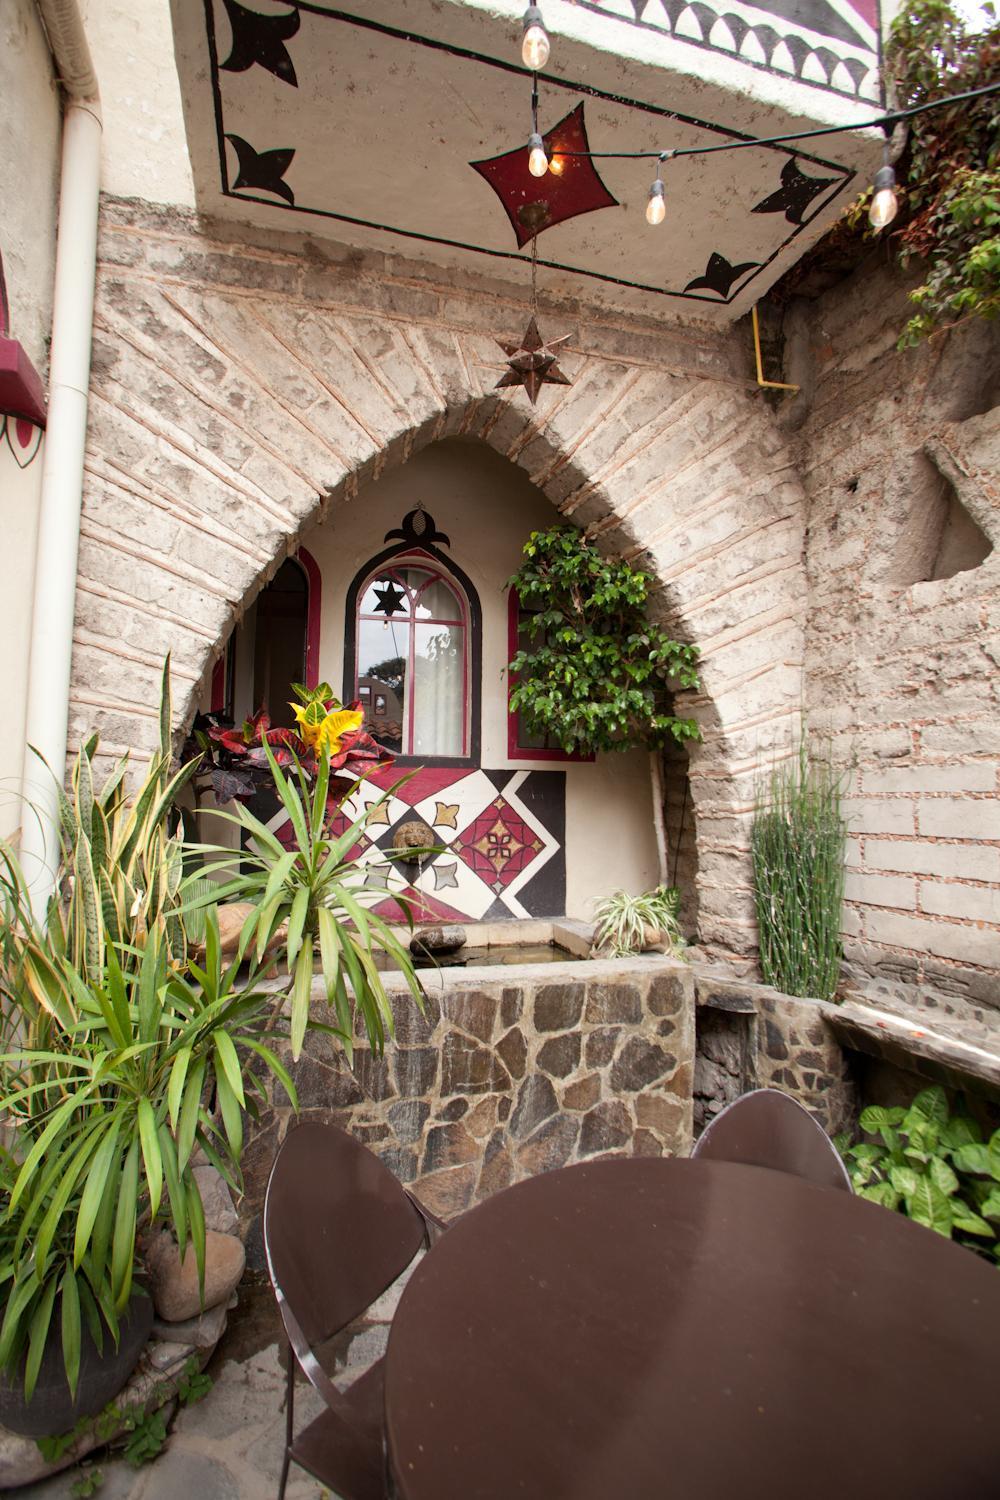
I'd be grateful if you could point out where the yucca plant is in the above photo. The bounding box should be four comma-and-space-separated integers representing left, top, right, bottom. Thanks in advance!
751, 741, 848, 1002
592, 886, 685, 958
189, 738, 426, 1063
0, 664, 298, 1408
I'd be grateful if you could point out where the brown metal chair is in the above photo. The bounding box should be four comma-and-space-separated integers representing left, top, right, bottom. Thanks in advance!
692, 1087, 852, 1192
263, 1120, 445, 1500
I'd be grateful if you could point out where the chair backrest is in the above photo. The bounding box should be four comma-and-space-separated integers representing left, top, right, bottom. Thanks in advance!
264, 1120, 428, 1352
692, 1088, 852, 1192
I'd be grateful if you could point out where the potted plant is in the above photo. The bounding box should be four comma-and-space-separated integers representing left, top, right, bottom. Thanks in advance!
187, 681, 392, 814
0, 664, 299, 1436
591, 886, 687, 958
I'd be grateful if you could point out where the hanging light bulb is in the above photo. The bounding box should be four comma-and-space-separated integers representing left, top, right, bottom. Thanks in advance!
521, 5, 550, 69
646, 178, 666, 226
869, 161, 898, 231
528, 132, 549, 177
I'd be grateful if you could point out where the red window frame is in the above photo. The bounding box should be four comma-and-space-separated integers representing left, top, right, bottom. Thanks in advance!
355, 554, 471, 760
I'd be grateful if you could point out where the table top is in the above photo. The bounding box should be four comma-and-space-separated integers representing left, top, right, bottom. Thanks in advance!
384, 1157, 1000, 1500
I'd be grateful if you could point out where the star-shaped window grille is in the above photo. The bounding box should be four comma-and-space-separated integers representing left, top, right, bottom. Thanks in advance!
470, 103, 619, 249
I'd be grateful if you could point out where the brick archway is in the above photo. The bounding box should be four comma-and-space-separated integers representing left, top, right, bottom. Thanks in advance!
71, 202, 808, 959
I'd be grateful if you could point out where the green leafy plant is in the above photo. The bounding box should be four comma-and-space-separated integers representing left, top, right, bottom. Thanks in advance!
121, 1405, 169, 1468
176, 1356, 212, 1406
70, 1466, 103, 1497
0, 664, 299, 1406
508, 527, 700, 755
192, 740, 425, 1063
836, 1085, 1000, 1262
507, 526, 700, 884
751, 741, 847, 1002
884, 0, 1000, 345
592, 887, 686, 958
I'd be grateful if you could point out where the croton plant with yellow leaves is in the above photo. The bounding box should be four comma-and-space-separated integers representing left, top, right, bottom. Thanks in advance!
194, 682, 393, 806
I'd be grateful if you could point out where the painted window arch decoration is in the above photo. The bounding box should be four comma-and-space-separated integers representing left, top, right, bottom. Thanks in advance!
344, 508, 482, 766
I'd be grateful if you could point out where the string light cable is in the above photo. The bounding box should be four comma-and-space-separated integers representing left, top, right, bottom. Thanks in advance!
522, 77, 1000, 232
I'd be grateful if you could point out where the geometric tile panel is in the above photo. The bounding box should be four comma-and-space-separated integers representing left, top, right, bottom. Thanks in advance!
262, 765, 566, 923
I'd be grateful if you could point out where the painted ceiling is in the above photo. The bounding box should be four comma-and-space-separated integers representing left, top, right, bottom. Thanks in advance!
169, 0, 885, 321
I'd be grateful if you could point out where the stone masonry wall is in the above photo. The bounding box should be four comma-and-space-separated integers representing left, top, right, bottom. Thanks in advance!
787, 260, 1000, 1008
693, 970, 858, 1136
238, 957, 694, 1256
71, 196, 814, 964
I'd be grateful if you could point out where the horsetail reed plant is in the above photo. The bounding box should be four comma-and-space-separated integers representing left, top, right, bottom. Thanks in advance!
751, 741, 848, 1002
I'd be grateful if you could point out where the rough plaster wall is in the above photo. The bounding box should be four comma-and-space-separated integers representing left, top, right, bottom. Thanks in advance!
0, 0, 61, 368
79, 0, 195, 208
793, 258, 1000, 1007
70, 197, 810, 960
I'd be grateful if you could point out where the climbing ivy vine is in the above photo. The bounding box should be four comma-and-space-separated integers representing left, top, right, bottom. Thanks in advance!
885, 0, 1000, 345
507, 526, 700, 756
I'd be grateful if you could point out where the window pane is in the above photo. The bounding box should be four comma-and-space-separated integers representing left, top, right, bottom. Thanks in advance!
414, 576, 462, 620
360, 574, 411, 618
357, 617, 408, 752
412, 623, 464, 757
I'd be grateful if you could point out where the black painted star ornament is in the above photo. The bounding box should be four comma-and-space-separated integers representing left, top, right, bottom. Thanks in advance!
752, 156, 840, 225
220, 0, 301, 86
226, 135, 296, 205
495, 316, 572, 405
373, 580, 406, 617
684, 251, 761, 299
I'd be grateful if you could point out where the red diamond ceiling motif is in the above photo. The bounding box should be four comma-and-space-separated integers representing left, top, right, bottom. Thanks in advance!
470, 103, 619, 250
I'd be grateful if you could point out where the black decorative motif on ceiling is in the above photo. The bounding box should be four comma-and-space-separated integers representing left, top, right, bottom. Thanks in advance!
575, 0, 878, 100
226, 134, 296, 204
751, 157, 840, 224
684, 252, 761, 297
220, 0, 300, 86
204, 1, 856, 305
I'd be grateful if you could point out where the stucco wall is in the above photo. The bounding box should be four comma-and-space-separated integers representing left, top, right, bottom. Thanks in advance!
0, 0, 61, 369
80, 0, 195, 209
0, 0, 61, 836
791, 259, 1000, 1007
293, 440, 659, 919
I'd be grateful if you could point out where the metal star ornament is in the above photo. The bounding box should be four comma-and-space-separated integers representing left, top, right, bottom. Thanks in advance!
372, 580, 406, 617
495, 316, 572, 405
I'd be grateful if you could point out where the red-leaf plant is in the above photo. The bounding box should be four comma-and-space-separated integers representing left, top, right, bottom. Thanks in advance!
189, 694, 394, 811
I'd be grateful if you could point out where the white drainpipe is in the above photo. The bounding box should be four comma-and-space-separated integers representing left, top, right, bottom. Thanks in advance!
19, 1, 102, 914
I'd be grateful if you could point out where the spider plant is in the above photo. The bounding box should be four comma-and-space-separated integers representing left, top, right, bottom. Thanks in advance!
592, 886, 686, 958
188, 738, 426, 1063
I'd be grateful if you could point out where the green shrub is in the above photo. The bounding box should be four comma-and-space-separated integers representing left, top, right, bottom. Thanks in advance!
836, 1085, 1000, 1263
750, 742, 847, 1001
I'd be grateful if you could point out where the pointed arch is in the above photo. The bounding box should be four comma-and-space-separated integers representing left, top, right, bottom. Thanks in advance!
70, 204, 810, 959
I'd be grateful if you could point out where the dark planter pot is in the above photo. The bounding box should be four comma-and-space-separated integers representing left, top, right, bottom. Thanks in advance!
0, 1289, 153, 1438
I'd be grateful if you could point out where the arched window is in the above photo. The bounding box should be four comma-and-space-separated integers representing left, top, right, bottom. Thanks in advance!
345, 510, 481, 766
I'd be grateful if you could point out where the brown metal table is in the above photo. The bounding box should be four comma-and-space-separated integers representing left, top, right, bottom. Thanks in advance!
384, 1157, 1000, 1499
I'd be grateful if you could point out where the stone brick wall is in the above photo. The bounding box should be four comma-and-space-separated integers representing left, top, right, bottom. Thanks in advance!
71, 196, 813, 964
238, 957, 694, 1254
787, 260, 1000, 1008
693, 970, 858, 1136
